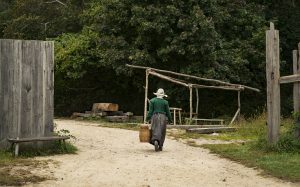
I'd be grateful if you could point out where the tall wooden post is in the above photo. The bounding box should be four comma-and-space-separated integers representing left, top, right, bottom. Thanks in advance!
293, 50, 300, 112
266, 22, 281, 144
294, 46, 300, 138
189, 85, 193, 124
144, 69, 149, 123
237, 90, 241, 120
196, 88, 199, 117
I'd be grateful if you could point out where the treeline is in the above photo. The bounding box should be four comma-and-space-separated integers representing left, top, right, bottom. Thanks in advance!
1, 0, 300, 117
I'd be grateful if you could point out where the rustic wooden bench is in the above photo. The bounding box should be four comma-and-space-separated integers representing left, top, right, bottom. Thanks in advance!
7, 136, 70, 157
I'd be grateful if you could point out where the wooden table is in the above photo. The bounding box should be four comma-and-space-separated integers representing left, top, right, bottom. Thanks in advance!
169, 107, 182, 125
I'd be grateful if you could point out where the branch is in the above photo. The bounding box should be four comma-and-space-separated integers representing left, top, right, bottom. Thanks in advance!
44, 0, 67, 6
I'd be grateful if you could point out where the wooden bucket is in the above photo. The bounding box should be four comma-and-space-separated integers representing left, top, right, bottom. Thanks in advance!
139, 124, 150, 143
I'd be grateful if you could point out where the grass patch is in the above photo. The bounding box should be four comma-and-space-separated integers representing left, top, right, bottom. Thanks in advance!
0, 150, 48, 186
202, 143, 300, 182
0, 140, 77, 186
18, 141, 78, 157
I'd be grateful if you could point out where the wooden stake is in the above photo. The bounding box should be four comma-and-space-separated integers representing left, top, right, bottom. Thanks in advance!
189, 85, 193, 124
295, 45, 300, 138
144, 70, 149, 123
238, 90, 241, 120
266, 22, 281, 144
196, 88, 199, 117
293, 50, 299, 113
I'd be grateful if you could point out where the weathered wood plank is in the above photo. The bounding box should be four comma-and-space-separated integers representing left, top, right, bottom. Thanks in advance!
167, 125, 226, 130
279, 74, 300, 84
186, 127, 236, 134
266, 22, 281, 144
12, 40, 22, 139
44, 41, 55, 136
0, 39, 54, 149
8, 136, 69, 143
20, 41, 33, 138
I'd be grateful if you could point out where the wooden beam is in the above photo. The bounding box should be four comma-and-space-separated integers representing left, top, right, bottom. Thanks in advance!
191, 84, 243, 91
266, 22, 281, 144
126, 64, 260, 92
279, 74, 300, 84
148, 71, 189, 87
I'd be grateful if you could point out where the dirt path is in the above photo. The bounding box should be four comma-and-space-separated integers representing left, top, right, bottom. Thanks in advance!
27, 119, 296, 187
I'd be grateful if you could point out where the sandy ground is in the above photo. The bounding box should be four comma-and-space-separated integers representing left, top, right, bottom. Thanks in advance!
26, 119, 297, 187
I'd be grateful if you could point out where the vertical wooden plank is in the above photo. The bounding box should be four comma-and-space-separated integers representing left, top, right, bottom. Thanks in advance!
189, 85, 193, 124
266, 22, 281, 144
44, 41, 54, 135
3, 40, 14, 143
20, 41, 33, 138
12, 40, 22, 140
144, 69, 149, 123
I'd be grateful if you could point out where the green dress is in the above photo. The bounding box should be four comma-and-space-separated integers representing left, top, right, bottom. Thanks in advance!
146, 97, 172, 147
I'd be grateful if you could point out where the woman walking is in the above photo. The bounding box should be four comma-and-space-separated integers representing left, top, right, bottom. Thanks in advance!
146, 88, 172, 152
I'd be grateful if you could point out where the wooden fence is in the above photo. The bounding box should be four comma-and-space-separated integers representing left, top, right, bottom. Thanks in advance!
266, 23, 300, 143
0, 39, 54, 148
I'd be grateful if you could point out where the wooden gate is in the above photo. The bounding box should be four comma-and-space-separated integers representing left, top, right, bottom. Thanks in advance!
0, 39, 54, 148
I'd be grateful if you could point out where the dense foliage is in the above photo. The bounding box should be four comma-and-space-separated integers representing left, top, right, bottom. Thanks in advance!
1, 0, 300, 117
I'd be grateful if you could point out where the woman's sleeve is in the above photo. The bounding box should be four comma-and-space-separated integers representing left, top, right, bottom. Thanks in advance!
165, 101, 173, 122
146, 100, 154, 121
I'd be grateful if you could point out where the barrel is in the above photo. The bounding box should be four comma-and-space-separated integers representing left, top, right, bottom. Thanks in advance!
139, 124, 150, 143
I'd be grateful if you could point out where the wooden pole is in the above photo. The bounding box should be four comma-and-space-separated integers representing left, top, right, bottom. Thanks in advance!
229, 108, 241, 125
126, 64, 260, 92
191, 84, 243, 91
266, 22, 281, 144
293, 50, 299, 113
189, 85, 193, 124
196, 88, 199, 117
149, 71, 189, 87
295, 45, 300, 138
144, 69, 149, 123
238, 90, 241, 120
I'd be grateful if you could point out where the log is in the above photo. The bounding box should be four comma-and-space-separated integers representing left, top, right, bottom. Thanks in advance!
92, 103, 119, 112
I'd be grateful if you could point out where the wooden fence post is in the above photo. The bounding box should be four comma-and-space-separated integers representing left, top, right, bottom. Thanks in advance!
266, 22, 281, 144
295, 44, 300, 138
189, 85, 193, 124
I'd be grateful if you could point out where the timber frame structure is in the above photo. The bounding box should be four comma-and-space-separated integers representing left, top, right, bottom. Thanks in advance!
126, 64, 260, 125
